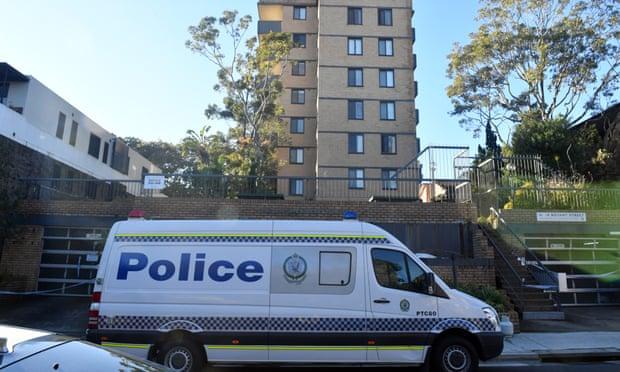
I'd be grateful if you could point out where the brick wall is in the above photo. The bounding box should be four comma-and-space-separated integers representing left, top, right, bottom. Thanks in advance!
10, 198, 495, 293
0, 225, 43, 292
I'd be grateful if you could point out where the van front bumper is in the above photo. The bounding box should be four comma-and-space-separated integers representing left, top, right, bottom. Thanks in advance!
477, 332, 504, 360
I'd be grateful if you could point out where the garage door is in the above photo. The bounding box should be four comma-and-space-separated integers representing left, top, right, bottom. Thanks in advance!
37, 227, 108, 296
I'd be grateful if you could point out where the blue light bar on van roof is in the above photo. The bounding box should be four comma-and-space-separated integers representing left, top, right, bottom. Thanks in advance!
343, 211, 358, 220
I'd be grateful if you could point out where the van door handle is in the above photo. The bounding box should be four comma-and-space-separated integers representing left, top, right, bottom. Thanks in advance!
373, 298, 390, 304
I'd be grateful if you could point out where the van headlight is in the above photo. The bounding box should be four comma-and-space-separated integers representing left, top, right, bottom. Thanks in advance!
483, 307, 500, 331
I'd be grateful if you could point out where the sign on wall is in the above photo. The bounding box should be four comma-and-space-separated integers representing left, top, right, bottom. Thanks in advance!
536, 212, 587, 222
143, 175, 166, 190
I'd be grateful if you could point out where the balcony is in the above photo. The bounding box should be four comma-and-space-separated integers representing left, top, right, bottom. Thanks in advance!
258, 21, 282, 34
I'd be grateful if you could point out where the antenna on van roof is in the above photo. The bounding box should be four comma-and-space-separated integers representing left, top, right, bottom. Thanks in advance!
343, 211, 358, 220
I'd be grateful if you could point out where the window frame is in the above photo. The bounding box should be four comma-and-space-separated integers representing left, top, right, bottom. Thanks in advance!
379, 69, 395, 88
378, 8, 393, 26
381, 168, 398, 190
347, 37, 363, 56
291, 89, 306, 104
348, 100, 364, 120
381, 134, 397, 154
293, 6, 307, 20
348, 168, 365, 189
289, 178, 304, 196
348, 133, 364, 154
371, 248, 428, 295
290, 117, 305, 134
289, 147, 304, 164
319, 251, 352, 286
292, 61, 306, 76
378, 38, 394, 56
69, 120, 79, 146
88, 133, 101, 159
347, 7, 363, 25
56, 112, 66, 140
347, 68, 364, 87
292, 33, 307, 48
380, 101, 396, 121
102, 142, 109, 164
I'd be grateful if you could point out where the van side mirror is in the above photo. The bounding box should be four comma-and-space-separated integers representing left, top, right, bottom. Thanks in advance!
425, 272, 435, 295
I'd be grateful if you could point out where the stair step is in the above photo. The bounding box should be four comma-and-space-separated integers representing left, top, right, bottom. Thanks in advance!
522, 311, 565, 320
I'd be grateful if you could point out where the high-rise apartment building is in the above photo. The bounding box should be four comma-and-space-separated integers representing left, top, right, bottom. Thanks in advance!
258, 0, 418, 198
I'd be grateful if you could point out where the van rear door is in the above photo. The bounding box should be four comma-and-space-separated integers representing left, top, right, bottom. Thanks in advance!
367, 246, 438, 363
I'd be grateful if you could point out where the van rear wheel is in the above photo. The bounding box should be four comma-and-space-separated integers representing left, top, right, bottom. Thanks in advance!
431, 335, 479, 372
156, 337, 206, 372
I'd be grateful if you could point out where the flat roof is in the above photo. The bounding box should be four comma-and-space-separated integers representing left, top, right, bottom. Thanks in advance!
0, 63, 29, 83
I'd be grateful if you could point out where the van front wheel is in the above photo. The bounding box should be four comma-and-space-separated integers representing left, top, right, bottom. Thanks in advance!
156, 338, 206, 372
431, 336, 479, 372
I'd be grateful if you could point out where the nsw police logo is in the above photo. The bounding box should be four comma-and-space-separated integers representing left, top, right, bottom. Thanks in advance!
283, 254, 307, 282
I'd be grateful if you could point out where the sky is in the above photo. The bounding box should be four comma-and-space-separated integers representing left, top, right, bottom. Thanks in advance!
0, 0, 482, 153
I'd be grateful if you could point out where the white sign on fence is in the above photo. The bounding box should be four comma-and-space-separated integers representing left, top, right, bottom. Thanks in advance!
143, 175, 166, 190
536, 212, 586, 222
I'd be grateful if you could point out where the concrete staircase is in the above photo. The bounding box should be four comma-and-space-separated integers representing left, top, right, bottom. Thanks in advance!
482, 226, 565, 320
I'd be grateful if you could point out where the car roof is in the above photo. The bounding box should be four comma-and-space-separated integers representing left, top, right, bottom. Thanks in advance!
0, 325, 52, 352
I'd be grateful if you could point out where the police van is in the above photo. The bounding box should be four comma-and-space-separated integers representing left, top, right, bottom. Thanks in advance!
87, 216, 504, 371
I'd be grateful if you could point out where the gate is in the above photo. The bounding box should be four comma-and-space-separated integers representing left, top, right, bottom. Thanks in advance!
37, 227, 108, 296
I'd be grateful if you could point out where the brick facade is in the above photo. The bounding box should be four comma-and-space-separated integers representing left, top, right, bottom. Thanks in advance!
0, 225, 44, 292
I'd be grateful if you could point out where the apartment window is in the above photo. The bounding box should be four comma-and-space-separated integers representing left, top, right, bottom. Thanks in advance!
348, 37, 363, 55
378, 8, 393, 26
291, 89, 305, 104
382, 169, 398, 190
69, 121, 78, 146
348, 133, 364, 154
292, 61, 306, 76
289, 178, 304, 196
56, 112, 66, 140
290, 118, 305, 134
347, 7, 363, 25
379, 69, 395, 88
381, 134, 397, 154
348, 100, 364, 120
293, 33, 306, 48
348, 168, 365, 189
293, 6, 307, 20
348, 68, 363, 87
88, 134, 101, 158
102, 142, 109, 164
379, 38, 394, 56
380, 101, 396, 120
289, 147, 304, 164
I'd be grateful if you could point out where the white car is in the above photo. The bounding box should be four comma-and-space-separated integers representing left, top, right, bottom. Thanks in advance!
0, 325, 167, 371
86, 217, 503, 371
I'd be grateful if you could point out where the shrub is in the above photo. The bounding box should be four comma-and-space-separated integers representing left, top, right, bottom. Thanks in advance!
457, 284, 511, 313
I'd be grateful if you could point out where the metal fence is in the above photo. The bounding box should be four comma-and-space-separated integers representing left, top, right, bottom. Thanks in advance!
20, 176, 473, 203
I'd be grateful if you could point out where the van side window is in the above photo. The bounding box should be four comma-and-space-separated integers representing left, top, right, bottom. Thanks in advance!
371, 248, 427, 294
319, 251, 351, 286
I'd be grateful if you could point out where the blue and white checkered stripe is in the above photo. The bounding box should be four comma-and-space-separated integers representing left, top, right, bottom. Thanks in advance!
98, 316, 495, 333
114, 235, 390, 245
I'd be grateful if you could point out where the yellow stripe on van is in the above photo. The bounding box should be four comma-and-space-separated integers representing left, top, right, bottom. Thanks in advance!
102, 342, 150, 349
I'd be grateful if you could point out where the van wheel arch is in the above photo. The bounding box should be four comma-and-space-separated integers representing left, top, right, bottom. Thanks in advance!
431, 328, 482, 358
149, 330, 207, 370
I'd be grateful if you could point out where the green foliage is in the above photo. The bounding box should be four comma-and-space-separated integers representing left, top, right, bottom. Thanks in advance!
122, 137, 191, 174
186, 10, 293, 178
458, 284, 511, 313
447, 0, 620, 144
511, 116, 606, 178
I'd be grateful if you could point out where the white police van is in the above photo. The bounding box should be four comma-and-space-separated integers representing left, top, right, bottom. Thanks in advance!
87, 216, 503, 371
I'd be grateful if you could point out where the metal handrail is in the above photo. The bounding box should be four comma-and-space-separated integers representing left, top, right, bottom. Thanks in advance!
490, 207, 562, 310
479, 225, 527, 310
392, 145, 469, 179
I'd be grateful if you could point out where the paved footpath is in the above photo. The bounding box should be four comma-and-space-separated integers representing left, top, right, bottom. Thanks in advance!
500, 332, 620, 360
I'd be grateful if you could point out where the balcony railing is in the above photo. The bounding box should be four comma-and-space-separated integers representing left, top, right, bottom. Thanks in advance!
19, 175, 472, 203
